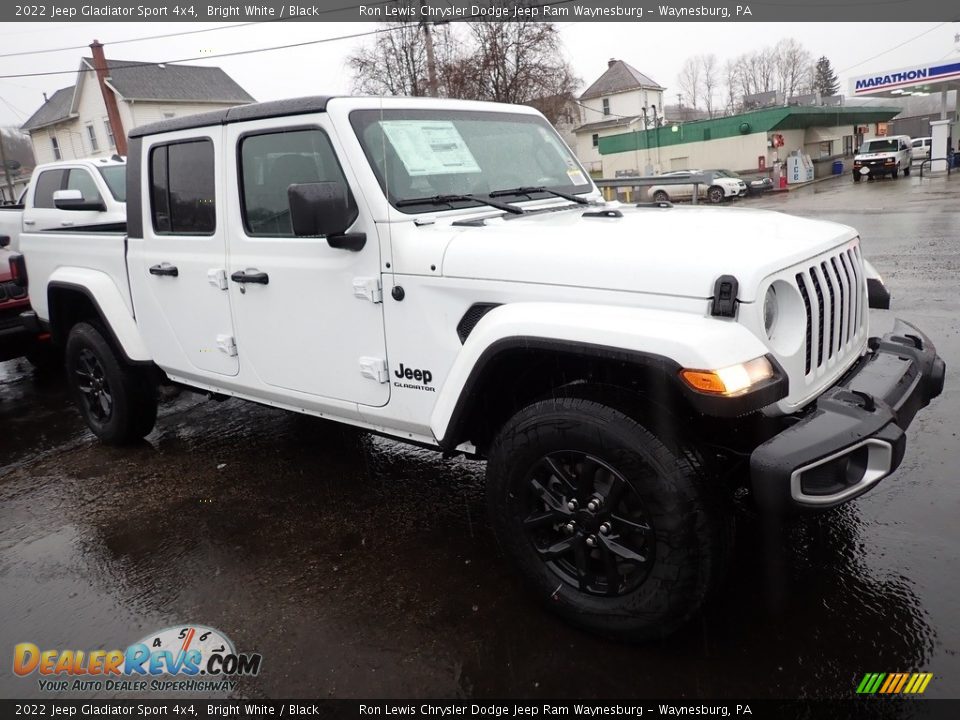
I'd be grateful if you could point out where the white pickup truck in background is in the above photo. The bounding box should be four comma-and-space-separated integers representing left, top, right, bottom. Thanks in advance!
0, 157, 126, 252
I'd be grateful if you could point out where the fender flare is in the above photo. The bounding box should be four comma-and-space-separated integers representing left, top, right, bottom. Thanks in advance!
431, 302, 784, 447
47, 268, 152, 363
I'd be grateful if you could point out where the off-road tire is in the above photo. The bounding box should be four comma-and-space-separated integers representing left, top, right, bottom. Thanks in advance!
653, 190, 670, 203
708, 185, 725, 204
486, 396, 729, 641
65, 321, 158, 444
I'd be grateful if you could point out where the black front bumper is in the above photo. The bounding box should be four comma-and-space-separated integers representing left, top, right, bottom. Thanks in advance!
751, 320, 945, 513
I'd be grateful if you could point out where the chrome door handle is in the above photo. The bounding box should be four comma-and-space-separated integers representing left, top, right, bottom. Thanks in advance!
23, 220, 35, 226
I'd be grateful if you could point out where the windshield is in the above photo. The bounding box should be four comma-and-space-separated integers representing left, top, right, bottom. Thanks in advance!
860, 139, 898, 154
350, 109, 592, 213
97, 165, 126, 202
714, 169, 739, 178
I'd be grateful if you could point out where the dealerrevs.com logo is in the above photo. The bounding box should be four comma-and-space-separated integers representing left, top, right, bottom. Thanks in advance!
13, 625, 262, 693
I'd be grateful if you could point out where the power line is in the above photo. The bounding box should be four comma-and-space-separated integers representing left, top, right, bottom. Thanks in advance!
0, 22, 264, 59
0, 0, 400, 60
838, 21, 954, 73
0, 0, 582, 82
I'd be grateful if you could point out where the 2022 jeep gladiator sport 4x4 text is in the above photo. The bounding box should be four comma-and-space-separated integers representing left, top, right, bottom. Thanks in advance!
18, 97, 945, 640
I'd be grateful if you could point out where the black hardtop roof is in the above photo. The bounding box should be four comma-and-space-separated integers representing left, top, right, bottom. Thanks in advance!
128, 95, 334, 138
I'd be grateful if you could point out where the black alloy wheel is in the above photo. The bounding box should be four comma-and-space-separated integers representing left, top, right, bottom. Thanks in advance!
522, 451, 655, 597
74, 347, 114, 422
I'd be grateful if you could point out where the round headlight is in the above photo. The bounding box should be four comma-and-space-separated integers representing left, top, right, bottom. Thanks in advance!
763, 286, 778, 337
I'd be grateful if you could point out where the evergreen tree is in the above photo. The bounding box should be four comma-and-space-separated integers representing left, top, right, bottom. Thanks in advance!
812, 56, 839, 96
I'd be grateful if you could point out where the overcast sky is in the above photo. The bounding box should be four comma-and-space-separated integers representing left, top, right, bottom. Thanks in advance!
1, 21, 959, 128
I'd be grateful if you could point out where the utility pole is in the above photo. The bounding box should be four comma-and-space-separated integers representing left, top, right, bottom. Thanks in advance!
419, 1, 439, 97
0, 129, 14, 203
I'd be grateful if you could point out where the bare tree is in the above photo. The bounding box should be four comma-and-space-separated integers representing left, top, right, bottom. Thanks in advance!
677, 56, 701, 109
774, 38, 813, 99
347, 22, 579, 125
700, 54, 719, 118
347, 22, 460, 97
446, 22, 579, 124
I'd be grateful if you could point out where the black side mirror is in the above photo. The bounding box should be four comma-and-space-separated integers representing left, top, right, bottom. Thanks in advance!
53, 189, 106, 212
288, 182, 365, 251
0, 235, 9, 248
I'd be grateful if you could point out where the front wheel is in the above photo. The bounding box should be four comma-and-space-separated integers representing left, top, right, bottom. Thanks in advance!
486, 397, 729, 641
853, 172, 861, 183
904, 165, 911, 177
892, 165, 899, 179
65, 321, 158, 444
708, 185, 725, 204
652, 190, 670, 203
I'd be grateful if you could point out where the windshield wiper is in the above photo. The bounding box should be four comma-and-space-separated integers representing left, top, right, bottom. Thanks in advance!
395, 193, 524, 215
488, 186, 589, 205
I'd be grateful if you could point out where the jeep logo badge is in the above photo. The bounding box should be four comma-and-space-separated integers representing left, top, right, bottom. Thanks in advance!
394, 363, 435, 392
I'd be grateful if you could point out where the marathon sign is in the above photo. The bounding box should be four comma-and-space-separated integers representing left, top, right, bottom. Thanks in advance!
851, 60, 960, 95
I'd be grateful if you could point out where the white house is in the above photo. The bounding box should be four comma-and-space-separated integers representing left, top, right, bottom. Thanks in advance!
21, 44, 254, 165
573, 59, 666, 176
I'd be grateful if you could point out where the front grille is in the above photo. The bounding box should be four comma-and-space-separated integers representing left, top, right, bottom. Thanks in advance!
0, 281, 26, 301
795, 247, 865, 377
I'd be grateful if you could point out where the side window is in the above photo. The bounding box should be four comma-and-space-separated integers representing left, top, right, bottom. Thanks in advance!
149, 139, 216, 235
65, 169, 103, 203
33, 169, 66, 208
239, 128, 356, 237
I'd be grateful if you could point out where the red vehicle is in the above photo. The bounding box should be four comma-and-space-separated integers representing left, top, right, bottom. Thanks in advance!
0, 235, 49, 364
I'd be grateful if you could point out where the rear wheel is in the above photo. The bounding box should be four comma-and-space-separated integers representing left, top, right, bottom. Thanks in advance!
65, 322, 158, 444
486, 396, 729, 641
653, 190, 670, 203
708, 185, 725, 204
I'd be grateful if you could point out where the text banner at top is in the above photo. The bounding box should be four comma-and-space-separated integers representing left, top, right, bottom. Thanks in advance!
2, 0, 956, 23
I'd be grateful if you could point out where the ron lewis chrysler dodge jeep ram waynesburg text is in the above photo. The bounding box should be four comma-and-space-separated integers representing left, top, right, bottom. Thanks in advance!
15, 97, 945, 640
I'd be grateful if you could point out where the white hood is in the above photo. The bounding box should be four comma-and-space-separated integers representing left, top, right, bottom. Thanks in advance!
440, 204, 858, 302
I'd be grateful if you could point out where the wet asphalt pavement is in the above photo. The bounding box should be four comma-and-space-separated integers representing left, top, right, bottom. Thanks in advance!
1, 172, 958, 700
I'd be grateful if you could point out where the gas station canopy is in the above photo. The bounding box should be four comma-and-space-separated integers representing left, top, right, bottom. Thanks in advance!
850, 59, 960, 170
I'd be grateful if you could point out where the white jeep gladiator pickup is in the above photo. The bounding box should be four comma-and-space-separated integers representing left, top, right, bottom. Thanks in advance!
16, 97, 945, 640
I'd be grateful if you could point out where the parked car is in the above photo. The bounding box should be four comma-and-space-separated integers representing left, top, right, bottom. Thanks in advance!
911, 136, 932, 162
853, 135, 912, 181
0, 236, 46, 363
648, 169, 747, 204
0, 156, 126, 252
18, 96, 944, 641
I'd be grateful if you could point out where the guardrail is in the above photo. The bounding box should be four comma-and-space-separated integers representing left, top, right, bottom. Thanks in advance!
594, 173, 712, 205
918, 158, 954, 178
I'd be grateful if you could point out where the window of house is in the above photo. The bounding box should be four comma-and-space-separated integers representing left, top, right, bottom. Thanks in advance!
86, 124, 99, 153
103, 119, 115, 149
239, 128, 355, 237
602, 98, 610, 116
149, 139, 216, 235
51, 136, 61, 160
591, 133, 599, 148
66, 168, 103, 203
33, 169, 66, 208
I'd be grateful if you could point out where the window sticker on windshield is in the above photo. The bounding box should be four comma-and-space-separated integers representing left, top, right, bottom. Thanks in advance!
566, 169, 587, 185
380, 121, 481, 176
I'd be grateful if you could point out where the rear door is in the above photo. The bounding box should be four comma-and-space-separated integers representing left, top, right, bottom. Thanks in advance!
127, 131, 238, 377
224, 116, 389, 406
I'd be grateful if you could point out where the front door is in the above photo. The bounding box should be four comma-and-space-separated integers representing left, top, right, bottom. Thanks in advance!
224, 117, 388, 407
128, 132, 238, 377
